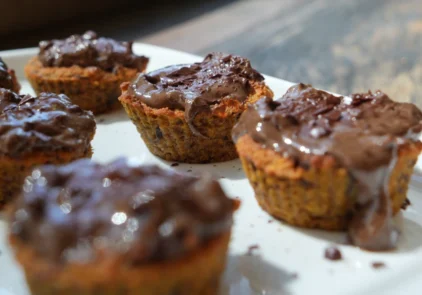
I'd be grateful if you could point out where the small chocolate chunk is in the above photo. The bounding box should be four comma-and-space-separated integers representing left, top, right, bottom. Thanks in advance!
290, 272, 299, 279
246, 244, 260, 256
401, 198, 411, 210
324, 246, 343, 261
371, 262, 386, 269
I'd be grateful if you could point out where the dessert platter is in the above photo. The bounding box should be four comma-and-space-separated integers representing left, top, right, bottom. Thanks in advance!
1, 32, 422, 295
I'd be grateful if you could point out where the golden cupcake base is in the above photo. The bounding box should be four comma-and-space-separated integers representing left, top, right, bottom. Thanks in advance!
236, 135, 421, 230
119, 81, 273, 164
24, 57, 144, 115
0, 147, 92, 206
10, 232, 231, 295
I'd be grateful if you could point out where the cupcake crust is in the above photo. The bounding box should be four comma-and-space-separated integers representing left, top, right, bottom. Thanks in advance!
25, 57, 142, 114
236, 134, 421, 230
10, 232, 230, 295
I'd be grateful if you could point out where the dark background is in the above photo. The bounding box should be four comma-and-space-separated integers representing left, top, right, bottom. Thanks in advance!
2, 0, 422, 106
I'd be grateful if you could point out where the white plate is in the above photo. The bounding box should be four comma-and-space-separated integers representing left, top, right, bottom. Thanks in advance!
1, 44, 422, 295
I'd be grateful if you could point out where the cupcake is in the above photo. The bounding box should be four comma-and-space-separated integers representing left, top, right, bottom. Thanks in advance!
233, 83, 422, 250
0, 57, 21, 92
119, 52, 273, 163
9, 158, 237, 295
25, 31, 149, 114
0, 89, 95, 205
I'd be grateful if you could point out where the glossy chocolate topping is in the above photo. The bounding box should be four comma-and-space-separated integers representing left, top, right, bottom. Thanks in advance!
233, 83, 422, 250
128, 52, 264, 135
0, 57, 20, 92
10, 158, 235, 264
0, 89, 95, 157
38, 31, 149, 72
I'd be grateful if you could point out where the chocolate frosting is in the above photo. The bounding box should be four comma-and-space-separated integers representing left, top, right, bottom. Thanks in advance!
38, 31, 149, 72
128, 52, 264, 135
233, 84, 422, 250
0, 58, 20, 92
0, 89, 96, 157
10, 158, 235, 264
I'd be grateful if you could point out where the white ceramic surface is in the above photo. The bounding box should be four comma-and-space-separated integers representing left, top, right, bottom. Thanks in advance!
1, 45, 422, 295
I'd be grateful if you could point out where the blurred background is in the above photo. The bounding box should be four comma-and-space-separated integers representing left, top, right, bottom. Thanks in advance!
1, 0, 422, 105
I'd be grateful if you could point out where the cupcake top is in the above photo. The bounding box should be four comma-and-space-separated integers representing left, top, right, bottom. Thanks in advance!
38, 31, 149, 72
0, 89, 96, 158
233, 83, 422, 250
0, 57, 20, 92
128, 52, 264, 124
9, 158, 236, 264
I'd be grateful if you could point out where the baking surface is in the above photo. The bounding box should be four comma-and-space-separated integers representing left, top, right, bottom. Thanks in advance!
0, 45, 422, 295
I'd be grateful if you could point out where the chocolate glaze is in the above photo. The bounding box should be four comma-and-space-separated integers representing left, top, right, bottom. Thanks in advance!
38, 31, 149, 72
128, 52, 264, 136
10, 158, 235, 264
0, 89, 95, 157
233, 84, 422, 251
0, 58, 20, 92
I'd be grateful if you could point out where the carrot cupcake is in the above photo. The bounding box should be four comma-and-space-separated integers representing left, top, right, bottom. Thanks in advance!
0, 89, 95, 205
0, 57, 21, 92
25, 31, 149, 114
9, 158, 236, 295
119, 52, 273, 163
233, 83, 422, 250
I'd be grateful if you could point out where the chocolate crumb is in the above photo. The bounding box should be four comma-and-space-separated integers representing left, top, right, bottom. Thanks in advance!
171, 163, 179, 167
213, 165, 217, 167
246, 244, 260, 256
371, 262, 386, 269
98, 118, 106, 123
155, 127, 163, 139
324, 246, 342, 261
268, 219, 274, 223
401, 198, 411, 210
187, 169, 192, 172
